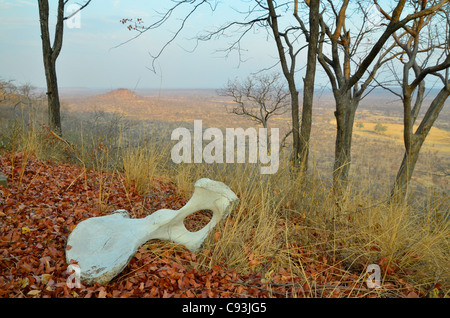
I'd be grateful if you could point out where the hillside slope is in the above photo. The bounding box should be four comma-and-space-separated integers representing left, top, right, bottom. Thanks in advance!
0, 151, 432, 298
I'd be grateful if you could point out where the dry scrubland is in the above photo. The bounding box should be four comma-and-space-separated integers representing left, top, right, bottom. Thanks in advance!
63, 87, 450, 195
0, 88, 449, 297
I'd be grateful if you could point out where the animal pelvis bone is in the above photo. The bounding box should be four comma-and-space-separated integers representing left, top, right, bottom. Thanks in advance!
65, 178, 238, 285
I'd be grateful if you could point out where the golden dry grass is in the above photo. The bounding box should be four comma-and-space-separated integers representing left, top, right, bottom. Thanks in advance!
115, 136, 449, 295
354, 121, 450, 154
4, 108, 449, 297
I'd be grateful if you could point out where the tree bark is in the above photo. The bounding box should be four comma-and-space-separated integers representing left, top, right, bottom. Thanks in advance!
332, 93, 358, 190
298, 0, 319, 174
44, 59, 62, 136
38, 0, 65, 136
289, 84, 301, 167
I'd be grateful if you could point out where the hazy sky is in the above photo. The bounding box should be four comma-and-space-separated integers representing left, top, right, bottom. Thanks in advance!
0, 0, 300, 90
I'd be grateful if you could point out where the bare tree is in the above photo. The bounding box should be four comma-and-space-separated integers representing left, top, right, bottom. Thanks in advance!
316, 0, 448, 193
263, 0, 321, 172
383, 1, 450, 202
265, 0, 301, 168
118, 0, 320, 172
37, 0, 91, 136
298, 0, 320, 174
218, 73, 289, 129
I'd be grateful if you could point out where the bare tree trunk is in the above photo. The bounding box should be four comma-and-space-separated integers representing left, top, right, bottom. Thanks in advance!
290, 85, 301, 167
391, 85, 450, 202
298, 0, 319, 174
392, 147, 418, 202
332, 94, 358, 190
38, 0, 65, 136
267, 0, 301, 168
38, 0, 88, 136
43, 53, 62, 136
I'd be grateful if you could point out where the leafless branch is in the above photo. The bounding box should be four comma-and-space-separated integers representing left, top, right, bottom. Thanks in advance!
111, 1, 214, 73
63, 0, 92, 21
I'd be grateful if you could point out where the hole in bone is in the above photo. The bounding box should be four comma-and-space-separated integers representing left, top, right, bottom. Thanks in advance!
183, 209, 213, 232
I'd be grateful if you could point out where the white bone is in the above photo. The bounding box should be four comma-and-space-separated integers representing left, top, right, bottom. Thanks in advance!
65, 178, 238, 285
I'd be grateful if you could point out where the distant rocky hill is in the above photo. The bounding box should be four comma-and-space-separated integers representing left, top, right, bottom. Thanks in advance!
63, 88, 157, 117
95, 88, 140, 101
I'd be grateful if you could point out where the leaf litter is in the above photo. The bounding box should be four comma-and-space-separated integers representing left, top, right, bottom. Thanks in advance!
0, 151, 431, 298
